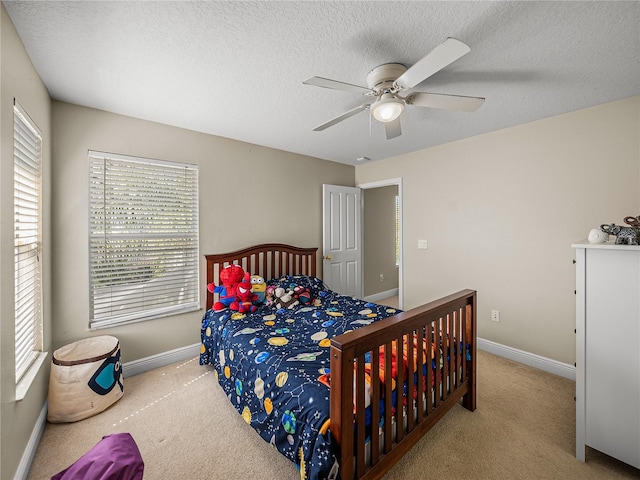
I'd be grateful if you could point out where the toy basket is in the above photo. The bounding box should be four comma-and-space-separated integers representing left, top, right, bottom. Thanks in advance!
47, 335, 123, 423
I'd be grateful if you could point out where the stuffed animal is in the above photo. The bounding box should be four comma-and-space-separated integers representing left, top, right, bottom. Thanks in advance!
208, 264, 245, 311
230, 273, 258, 313
250, 274, 266, 305
265, 285, 276, 307
274, 287, 299, 310
293, 285, 312, 305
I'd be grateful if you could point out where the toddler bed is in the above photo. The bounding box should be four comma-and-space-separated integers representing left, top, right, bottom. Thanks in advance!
200, 243, 476, 480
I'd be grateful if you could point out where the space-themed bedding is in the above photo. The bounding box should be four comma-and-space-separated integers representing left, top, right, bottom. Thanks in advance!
200, 275, 401, 480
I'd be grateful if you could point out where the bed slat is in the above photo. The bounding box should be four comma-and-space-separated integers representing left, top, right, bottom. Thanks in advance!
463, 301, 477, 412
356, 355, 366, 478
370, 345, 381, 466
416, 326, 425, 423
426, 322, 433, 415
434, 317, 442, 408
383, 341, 393, 455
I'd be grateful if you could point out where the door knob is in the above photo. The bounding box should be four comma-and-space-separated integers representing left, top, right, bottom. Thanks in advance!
323, 255, 332, 260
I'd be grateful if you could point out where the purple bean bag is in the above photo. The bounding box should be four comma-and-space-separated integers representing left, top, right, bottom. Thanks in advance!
51, 433, 144, 480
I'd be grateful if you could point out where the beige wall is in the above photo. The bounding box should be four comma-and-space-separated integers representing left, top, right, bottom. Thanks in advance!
0, 5, 52, 479
3, 4, 638, 475
363, 185, 399, 297
356, 96, 640, 366
51, 101, 354, 361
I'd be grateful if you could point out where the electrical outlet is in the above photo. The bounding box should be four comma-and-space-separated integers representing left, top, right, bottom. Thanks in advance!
379, 273, 384, 282
491, 310, 500, 322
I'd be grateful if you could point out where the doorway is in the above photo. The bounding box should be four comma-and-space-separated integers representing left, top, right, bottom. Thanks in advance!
359, 178, 403, 310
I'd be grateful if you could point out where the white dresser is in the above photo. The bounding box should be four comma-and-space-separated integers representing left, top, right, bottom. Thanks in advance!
573, 242, 640, 469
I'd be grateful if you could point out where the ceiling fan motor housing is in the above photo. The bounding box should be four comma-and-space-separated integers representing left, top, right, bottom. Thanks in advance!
366, 63, 407, 92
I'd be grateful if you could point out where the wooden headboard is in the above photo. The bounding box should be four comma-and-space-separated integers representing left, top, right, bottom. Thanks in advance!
205, 243, 318, 310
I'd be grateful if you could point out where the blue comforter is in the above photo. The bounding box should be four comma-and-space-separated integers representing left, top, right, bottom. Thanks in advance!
200, 275, 400, 480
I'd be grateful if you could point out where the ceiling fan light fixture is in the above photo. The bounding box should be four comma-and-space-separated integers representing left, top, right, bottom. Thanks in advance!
371, 93, 404, 123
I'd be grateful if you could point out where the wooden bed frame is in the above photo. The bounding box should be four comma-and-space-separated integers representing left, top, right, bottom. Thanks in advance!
205, 243, 476, 480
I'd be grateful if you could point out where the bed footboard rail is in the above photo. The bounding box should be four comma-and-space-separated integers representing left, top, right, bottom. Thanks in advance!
330, 289, 477, 480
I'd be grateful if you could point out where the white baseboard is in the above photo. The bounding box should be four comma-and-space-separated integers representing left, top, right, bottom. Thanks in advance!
14, 401, 48, 480
478, 337, 576, 381
122, 343, 201, 378
363, 288, 399, 303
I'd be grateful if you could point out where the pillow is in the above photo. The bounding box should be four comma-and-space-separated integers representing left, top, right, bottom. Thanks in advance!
267, 275, 327, 299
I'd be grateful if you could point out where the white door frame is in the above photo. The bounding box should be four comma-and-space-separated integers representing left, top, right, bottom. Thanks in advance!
357, 178, 403, 310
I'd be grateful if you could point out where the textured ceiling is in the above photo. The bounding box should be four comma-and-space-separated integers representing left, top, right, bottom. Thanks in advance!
4, 1, 640, 165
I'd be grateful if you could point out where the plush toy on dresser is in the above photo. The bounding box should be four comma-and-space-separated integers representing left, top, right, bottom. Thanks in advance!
600, 223, 640, 245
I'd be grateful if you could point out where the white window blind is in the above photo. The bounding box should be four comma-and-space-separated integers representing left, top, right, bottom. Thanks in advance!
89, 151, 199, 329
14, 101, 43, 383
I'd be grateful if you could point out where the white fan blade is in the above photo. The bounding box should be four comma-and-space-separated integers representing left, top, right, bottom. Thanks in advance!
394, 38, 471, 90
384, 118, 402, 139
313, 104, 370, 131
304, 76, 373, 95
407, 92, 485, 112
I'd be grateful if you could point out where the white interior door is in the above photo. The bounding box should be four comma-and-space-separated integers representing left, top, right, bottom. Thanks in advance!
322, 185, 362, 297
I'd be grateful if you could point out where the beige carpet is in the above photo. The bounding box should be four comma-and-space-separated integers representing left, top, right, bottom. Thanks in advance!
27, 351, 639, 480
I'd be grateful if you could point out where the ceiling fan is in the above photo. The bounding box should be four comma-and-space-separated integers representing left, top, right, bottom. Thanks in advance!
303, 38, 485, 140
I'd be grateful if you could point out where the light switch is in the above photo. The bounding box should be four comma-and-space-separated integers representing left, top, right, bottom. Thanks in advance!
418, 239, 428, 250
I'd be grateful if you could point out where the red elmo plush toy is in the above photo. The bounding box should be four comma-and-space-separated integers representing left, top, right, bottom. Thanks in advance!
207, 264, 246, 311
230, 274, 258, 314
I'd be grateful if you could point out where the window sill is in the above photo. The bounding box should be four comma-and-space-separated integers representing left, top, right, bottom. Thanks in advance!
16, 352, 48, 401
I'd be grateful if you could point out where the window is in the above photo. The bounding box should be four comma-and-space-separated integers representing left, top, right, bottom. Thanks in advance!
14, 101, 43, 383
89, 151, 199, 329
